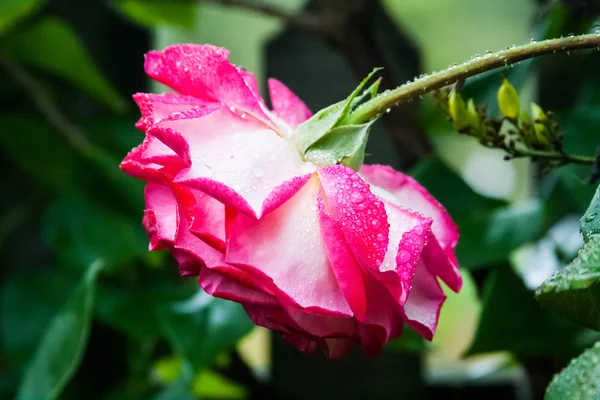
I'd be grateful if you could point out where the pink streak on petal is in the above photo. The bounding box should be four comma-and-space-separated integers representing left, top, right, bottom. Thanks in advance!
268, 78, 313, 128
317, 165, 389, 272
317, 189, 368, 321
226, 175, 352, 316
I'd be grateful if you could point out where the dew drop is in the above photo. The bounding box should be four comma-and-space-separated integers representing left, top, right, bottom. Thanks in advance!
370, 218, 381, 230
584, 213, 597, 223
398, 250, 411, 263
350, 191, 365, 204
568, 32, 575, 37
376, 232, 386, 241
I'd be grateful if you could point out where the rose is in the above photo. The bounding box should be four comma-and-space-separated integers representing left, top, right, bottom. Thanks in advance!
121, 44, 461, 358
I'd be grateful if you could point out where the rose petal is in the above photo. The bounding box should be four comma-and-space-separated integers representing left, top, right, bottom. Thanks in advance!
268, 78, 312, 128
144, 183, 178, 250
226, 175, 352, 317
376, 201, 432, 305
317, 165, 389, 272
199, 267, 279, 308
133, 92, 212, 131
171, 185, 226, 271
163, 106, 314, 217
317, 189, 368, 321
360, 164, 459, 251
421, 235, 462, 292
144, 44, 275, 129
401, 261, 446, 341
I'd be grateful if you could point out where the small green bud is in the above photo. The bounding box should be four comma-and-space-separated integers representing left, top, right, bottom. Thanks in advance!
449, 90, 470, 131
530, 103, 551, 147
466, 98, 482, 131
530, 102, 548, 123
497, 79, 520, 120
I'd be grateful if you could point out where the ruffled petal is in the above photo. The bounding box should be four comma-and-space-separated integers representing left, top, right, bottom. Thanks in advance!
268, 78, 312, 128
173, 187, 226, 252
133, 92, 213, 131
199, 267, 279, 308
317, 165, 389, 272
226, 175, 352, 317
143, 183, 178, 250
401, 261, 446, 341
376, 201, 432, 305
361, 164, 461, 292
144, 44, 275, 129
158, 106, 314, 217
120, 141, 177, 184
171, 185, 227, 272
360, 164, 459, 250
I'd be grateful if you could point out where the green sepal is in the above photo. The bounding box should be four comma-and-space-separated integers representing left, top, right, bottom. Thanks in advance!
304, 120, 376, 171
295, 68, 381, 155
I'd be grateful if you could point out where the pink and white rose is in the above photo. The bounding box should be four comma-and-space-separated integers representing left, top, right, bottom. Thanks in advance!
121, 44, 461, 358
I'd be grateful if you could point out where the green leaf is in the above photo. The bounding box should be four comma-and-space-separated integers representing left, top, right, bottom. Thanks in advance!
536, 235, 600, 331
468, 266, 583, 357
580, 184, 600, 242
16, 261, 103, 400
546, 341, 600, 400
3, 17, 126, 112
96, 274, 196, 340
42, 196, 147, 270
456, 200, 547, 269
0, 0, 46, 34
112, 0, 196, 28
0, 271, 76, 368
295, 68, 381, 155
0, 115, 80, 193
304, 121, 374, 169
192, 370, 248, 399
160, 291, 254, 371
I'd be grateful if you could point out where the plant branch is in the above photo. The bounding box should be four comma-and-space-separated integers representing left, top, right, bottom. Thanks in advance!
496, 145, 595, 165
198, 0, 327, 36
0, 53, 91, 152
345, 33, 600, 124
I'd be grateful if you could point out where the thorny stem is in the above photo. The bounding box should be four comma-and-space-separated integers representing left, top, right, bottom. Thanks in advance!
345, 33, 600, 125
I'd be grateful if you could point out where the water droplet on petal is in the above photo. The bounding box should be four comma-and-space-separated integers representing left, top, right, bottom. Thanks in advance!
350, 192, 364, 204
370, 218, 381, 230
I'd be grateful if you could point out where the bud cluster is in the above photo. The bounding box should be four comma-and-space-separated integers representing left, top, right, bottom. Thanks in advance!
436, 79, 571, 170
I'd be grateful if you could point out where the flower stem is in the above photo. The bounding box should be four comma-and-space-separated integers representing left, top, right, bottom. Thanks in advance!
500, 146, 596, 165
344, 33, 600, 125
